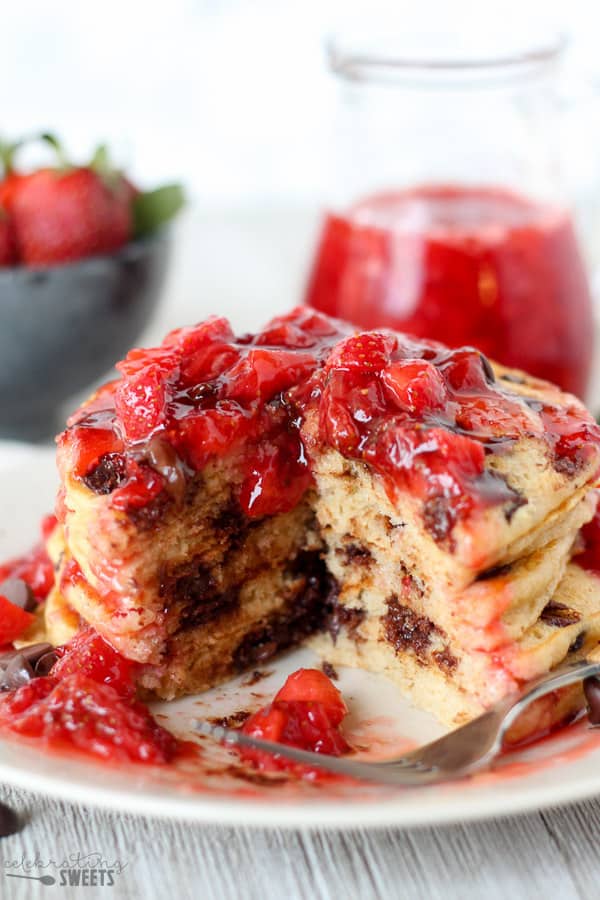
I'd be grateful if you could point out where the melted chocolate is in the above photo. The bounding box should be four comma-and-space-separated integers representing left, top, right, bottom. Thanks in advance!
126, 488, 173, 531
432, 647, 458, 673
209, 710, 251, 728
232, 551, 331, 670
476, 563, 513, 582
422, 496, 455, 543
161, 559, 240, 630
326, 592, 366, 645
568, 632, 586, 654
383, 595, 438, 658
540, 602, 582, 627
83, 452, 127, 494
0, 577, 36, 612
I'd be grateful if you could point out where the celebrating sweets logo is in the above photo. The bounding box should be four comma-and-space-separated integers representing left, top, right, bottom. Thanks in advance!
3, 852, 128, 887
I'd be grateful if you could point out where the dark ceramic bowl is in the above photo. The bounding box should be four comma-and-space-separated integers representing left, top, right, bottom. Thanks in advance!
0, 232, 170, 441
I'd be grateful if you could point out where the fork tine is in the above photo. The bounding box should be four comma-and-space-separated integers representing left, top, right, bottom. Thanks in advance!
193, 719, 441, 786
194, 657, 600, 786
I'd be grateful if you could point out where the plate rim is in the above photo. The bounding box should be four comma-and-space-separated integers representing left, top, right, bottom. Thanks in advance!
1, 747, 600, 828
1, 442, 599, 829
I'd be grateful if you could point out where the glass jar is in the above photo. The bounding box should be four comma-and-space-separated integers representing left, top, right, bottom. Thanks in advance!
305, 31, 595, 398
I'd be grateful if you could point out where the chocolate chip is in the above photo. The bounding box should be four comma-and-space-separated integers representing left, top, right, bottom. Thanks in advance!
523, 397, 543, 413
1, 655, 34, 691
568, 632, 586, 654
0, 643, 52, 671
540, 602, 582, 627
476, 563, 512, 582
336, 542, 372, 566
233, 552, 331, 670
82, 452, 127, 495
422, 496, 455, 543
208, 710, 251, 729
584, 676, 600, 726
322, 661, 339, 680
0, 578, 35, 612
432, 647, 458, 673
327, 601, 365, 645
14, 643, 53, 667
500, 372, 526, 385
479, 353, 495, 384
140, 436, 187, 502
34, 650, 58, 675
383, 595, 438, 658
0, 802, 23, 837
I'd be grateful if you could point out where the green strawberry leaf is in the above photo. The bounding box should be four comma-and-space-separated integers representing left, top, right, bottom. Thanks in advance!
89, 143, 111, 175
40, 133, 70, 169
133, 184, 185, 236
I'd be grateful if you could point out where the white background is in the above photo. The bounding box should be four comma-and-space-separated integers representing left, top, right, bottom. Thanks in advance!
1, 0, 599, 205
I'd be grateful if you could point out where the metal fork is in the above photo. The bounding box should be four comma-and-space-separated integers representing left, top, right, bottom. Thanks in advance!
195, 658, 600, 786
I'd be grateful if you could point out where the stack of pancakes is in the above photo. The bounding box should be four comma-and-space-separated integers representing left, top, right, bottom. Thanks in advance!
42, 309, 600, 728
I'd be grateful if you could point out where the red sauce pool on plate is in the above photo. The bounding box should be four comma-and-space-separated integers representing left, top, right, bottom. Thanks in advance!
305, 185, 594, 397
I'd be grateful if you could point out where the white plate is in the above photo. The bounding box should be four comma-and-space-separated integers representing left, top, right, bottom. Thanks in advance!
1, 445, 600, 829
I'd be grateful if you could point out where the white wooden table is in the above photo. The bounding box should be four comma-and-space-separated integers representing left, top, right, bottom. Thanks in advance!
0, 783, 599, 900
2, 208, 600, 899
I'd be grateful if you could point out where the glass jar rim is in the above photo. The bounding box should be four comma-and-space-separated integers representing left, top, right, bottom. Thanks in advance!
327, 29, 568, 86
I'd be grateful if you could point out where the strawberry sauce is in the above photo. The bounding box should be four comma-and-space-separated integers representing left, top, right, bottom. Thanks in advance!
58, 307, 600, 545
238, 668, 350, 777
305, 185, 593, 398
0, 629, 180, 765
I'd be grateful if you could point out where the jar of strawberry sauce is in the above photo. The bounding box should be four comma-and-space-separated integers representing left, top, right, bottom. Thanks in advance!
305, 31, 595, 398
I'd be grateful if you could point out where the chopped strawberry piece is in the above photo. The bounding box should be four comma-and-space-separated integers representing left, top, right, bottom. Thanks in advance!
114, 365, 167, 442
178, 342, 240, 387
257, 308, 342, 346
327, 331, 397, 373
241, 700, 350, 775
236, 667, 350, 776
382, 360, 448, 414
51, 628, 136, 699
116, 345, 179, 378
40, 514, 58, 542
64, 425, 124, 479
441, 350, 493, 393
0, 674, 177, 764
0, 596, 35, 644
172, 403, 253, 470
109, 460, 165, 511
239, 435, 312, 517
274, 668, 347, 725
163, 316, 235, 352
223, 348, 315, 404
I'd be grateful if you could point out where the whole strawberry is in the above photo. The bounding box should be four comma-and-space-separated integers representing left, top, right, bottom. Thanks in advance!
12, 165, 133, 266
0, 133, 184, 268
0, 147, 21, 265
0, 208, 16, 265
